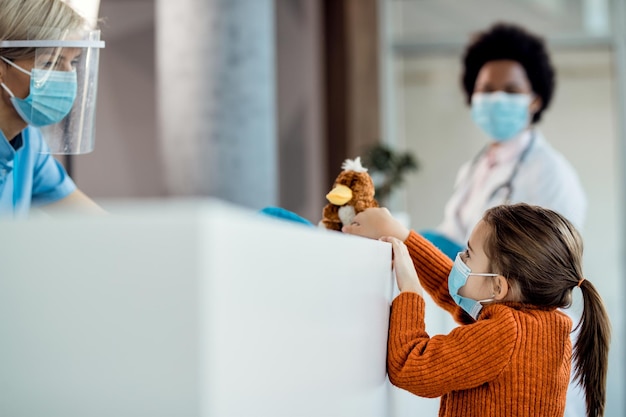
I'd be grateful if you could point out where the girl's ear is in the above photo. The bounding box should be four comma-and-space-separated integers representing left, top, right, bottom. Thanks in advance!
493, 275, 509, 301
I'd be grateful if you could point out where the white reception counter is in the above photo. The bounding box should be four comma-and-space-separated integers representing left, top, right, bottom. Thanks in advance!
0, 199, 440, 417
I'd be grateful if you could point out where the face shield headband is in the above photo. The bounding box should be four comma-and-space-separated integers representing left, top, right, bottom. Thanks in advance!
0, 31, 105, 154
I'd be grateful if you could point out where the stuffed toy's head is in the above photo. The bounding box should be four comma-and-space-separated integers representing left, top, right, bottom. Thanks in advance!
320, 157, 379, 231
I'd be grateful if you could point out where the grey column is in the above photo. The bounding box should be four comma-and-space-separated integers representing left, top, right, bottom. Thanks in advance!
156, 0, 277, 209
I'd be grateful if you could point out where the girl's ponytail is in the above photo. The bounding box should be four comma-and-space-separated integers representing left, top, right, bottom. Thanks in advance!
573, 279, 611, 417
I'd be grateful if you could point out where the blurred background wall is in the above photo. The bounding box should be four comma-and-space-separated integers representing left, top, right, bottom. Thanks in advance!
62, 0, 625, 415
71, 0, 162, 198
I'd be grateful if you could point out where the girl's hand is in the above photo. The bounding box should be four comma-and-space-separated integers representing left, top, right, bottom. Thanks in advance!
342, 207, 410, 241
380, 236, 423, 295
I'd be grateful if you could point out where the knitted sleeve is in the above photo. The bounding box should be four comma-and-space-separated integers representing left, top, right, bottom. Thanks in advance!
403, 230, 474, 324
387, 292, 518, 398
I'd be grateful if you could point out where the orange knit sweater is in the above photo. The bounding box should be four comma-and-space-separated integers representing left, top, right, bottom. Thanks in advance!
387, 231, 573, 417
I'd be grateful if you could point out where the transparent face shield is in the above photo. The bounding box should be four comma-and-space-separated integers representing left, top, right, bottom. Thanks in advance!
0, 30, 105, 154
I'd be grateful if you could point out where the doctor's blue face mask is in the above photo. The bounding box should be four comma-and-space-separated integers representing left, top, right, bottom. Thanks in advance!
0, 56, 77, 127
470, 92, 532, 142
448, 252, 498, 319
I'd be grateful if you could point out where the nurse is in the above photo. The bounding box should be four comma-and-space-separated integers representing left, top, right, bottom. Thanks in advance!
422, 23, 586, 259
0, 0, 106, 218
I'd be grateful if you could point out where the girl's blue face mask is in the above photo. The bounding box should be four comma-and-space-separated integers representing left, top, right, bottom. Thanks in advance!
0, 56, 77, 127
470, 92, 531, 142
448, 252, 498, 319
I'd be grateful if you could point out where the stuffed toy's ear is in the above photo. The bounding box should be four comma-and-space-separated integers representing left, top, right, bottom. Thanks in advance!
259, 206, 314, 226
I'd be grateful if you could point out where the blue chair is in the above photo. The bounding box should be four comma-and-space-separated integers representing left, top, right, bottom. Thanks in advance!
419, 229, 463, 260
259, 206, 314, 226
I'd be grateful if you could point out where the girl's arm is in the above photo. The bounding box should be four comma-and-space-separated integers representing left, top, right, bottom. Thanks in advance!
387, 292, 517, 398
344, 208, 472, 323
382, 233, 517, 398
403, 231, 474, 324
380, 236, 423, 296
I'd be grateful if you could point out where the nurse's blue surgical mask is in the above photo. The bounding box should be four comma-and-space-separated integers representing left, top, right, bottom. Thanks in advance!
0, 56, 77, 127
448, 252, 498, 319
471, 92, 531, 142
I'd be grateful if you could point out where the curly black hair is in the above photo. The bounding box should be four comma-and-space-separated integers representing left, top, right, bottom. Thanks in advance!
461, 22, 555, 123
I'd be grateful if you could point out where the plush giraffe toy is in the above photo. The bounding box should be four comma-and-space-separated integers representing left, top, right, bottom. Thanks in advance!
320, 157, 379, 231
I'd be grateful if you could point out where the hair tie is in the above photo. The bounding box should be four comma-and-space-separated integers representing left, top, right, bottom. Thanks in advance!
577, 278, 585, 288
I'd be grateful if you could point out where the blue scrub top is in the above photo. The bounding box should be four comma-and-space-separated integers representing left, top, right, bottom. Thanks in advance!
0, 126, 76, 218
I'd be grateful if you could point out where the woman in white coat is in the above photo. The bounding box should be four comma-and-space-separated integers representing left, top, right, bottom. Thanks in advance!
422, 23, 586, 260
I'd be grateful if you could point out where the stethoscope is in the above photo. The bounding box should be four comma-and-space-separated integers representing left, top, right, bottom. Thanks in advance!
454, 129, 537, 230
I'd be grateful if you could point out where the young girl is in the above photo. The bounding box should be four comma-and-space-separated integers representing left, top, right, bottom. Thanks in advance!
343, 203, 610, 417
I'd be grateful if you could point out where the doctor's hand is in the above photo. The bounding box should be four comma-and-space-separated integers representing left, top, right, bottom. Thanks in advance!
342, 207, 410, 241
381, 236, 423, 295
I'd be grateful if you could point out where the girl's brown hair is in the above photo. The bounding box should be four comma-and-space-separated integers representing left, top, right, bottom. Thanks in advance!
482, 203, 610, 417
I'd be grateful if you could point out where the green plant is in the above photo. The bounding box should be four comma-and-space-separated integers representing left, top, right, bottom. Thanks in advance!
364, 144, 419, 204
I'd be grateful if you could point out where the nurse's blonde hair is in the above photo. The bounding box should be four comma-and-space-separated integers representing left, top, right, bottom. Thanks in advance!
0, 0, 86, 60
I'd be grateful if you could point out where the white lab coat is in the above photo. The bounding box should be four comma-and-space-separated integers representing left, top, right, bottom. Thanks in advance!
436, 128, 588, 417
437, 128, 587, 245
